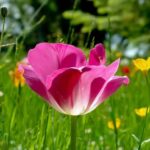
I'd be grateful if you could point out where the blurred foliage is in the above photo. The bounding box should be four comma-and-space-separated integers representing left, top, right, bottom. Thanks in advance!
0, 0, 150, 57
63, 0, 150, 46
0, 0, 63, 50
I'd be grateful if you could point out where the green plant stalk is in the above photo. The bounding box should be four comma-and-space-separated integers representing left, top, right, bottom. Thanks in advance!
108, 16, 112, 62
138, 73, 150, 150
82, 115, 87, 147
137, 107, 148, 150
110, 99, 118, 150
108, 16, 118, 149
114, 124, 118, 150
7, 86, 22, 148
42, 108, 49, 150
0, 17, 6, 53
66, 0, 80, 44
51, 109, 55, 150
38, 104, 47, 149
85, 30, 92, 48
70, 116, 77, 150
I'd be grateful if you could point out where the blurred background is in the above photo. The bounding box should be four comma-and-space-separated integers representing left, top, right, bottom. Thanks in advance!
0, 0, 150, 58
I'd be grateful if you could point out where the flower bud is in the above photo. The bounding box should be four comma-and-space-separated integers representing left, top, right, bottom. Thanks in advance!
1, 7, 8, 18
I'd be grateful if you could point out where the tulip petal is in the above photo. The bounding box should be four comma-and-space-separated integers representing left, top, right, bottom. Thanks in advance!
20, 65, 49, 100
46, 68, 82, 114
89, 43, 106, 65
28, 43, 86, 82
28, 43, 58, 83
86, 76, 129, 114
78, 69, 106, 113
99, 58, 120, 80
46, 63, 122, 115
46, 67, 104, 115
79, 61, 121, 114
88, 77, 106, 107
85, 59, 120, 80
51, 43, 86, 68
21, 65, 68, 114
100, 76, 129, 101
47, 60, 121, 115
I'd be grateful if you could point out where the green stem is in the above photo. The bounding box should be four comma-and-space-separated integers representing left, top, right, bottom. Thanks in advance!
51, 109, 55, 150
110, 99, 118, 150
108, 16, 112, 62
66, 0, 80, 44
0, 17, 5, 53
70, 116, 77, 150
138, 73, 150, 150
138, 106, 148, 150
85, 30, 92, 48
42, 108, 49, 150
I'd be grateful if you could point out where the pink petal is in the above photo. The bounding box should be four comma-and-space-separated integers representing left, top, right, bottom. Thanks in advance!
28, 43, 86, 83
98, 58, 120, 80
102, 59, 120, 79
89, 43, 106, 65
78, 61, 121, 114
45, 60, 121, 115
86, 76, 129, 113
101, 76, 129, 101
20, 65, 68, 114
78, 68, 106, 113
85, 59, 120, 80
88, 77, 106, 107
46, 68, 82, 114
46, 66, 107, 115
50, 43, 86, 68
100, 76, 129, 101
20, 65, 49, 100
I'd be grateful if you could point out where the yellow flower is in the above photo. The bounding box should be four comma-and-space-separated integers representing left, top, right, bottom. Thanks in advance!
9, 63, 25, 88
135, 107, 149, 117
107, 118, 121, 129
133, 57, 150, 72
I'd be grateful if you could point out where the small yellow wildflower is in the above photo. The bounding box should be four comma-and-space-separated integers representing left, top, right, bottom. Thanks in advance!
135, 107, 149, 117
108, 118, 121, 129
133, 57, 150, 72
9, 63, 25, 88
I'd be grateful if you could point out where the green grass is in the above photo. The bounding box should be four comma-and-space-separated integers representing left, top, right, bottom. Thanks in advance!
0, 53, 150, 150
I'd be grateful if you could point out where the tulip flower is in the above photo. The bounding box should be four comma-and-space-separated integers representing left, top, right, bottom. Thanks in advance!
20, 43, 129, 115
20, 43, 129, 149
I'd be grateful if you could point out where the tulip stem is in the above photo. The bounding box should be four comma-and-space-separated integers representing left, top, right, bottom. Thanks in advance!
70, 116, 77, 150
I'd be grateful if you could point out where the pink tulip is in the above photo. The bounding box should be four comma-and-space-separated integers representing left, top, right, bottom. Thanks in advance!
20, 43, 129, 115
